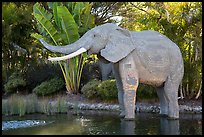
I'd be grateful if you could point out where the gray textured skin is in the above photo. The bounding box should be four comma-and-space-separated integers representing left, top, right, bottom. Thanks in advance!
98, 61, 113, 81
39, 23, 184, 120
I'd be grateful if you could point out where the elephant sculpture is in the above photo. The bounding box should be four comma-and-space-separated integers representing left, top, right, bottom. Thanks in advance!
99, 61, 114, 81
39, 23, 184, 120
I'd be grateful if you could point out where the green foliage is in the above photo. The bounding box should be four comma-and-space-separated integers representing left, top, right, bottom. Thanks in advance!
91, 2, 125, 25
4, 72, 26, 93
32, 2, 95, 94
32, 77, 65, 96
2, 2, 39, 81
97, 79, 118, 100
137, 84, 157, 99
81, 79, 118, 101
81, 79, 101, 99
82, 79, 159, 101
25, 62, 63, 91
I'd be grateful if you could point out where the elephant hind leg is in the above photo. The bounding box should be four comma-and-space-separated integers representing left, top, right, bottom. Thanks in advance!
163, 76, 180, 119
156, 86, 168, 116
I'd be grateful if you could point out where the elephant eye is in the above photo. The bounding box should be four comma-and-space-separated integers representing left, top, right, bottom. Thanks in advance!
93, 34, 96, 37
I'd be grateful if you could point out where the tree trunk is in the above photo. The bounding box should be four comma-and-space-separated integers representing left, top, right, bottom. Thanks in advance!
179, 82, 184, 99
186, 83, 189, 96
195, 80, 202, 99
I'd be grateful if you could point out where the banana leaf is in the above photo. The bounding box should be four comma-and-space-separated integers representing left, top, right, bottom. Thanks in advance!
33, 13, 61, 45
57, 6, 79, 44
79, 3, 95, 34
73, 2, 85, 26
52, 2, 62, 29
33, 2, 52, 21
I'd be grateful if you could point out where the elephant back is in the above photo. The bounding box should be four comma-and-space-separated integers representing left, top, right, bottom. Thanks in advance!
132, 31, 173, 74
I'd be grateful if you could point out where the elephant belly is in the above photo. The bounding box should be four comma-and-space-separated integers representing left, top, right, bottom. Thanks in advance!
131, 50, 168, 87
139, 77, 165, 87
138, 65, 167, 87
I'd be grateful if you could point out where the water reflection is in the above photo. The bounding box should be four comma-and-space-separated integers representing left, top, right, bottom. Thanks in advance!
160, 117, 180, 135
120, 120, 135, 135
2, 112, 202, 135
119, 114, 199, 135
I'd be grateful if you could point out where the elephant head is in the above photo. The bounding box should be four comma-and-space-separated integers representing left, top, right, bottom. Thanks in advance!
39, 23, 136, 63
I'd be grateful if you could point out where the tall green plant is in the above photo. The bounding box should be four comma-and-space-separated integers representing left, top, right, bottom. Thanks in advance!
32, 2, 95, 94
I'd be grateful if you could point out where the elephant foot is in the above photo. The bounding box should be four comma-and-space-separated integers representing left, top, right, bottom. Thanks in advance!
159, 113, 168, 117
167, 116, 179, 120
119, 112, 125, 118
124, 116, 135, 121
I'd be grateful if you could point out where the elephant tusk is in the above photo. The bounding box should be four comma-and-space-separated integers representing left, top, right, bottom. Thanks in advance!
48, 47, 87, 61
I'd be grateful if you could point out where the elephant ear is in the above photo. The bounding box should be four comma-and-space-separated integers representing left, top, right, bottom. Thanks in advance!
100, 27, 136, 63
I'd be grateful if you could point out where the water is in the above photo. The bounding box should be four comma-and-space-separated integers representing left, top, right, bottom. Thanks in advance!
2, 110, 202, 135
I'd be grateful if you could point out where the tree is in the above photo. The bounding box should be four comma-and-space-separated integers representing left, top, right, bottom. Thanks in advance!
91, 2, 125, 25
2, 2, 37, 83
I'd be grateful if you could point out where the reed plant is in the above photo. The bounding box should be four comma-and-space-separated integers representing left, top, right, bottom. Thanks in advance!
38, 98, 52, 115
18, 99, 26, 116
4, 94, 26, 116
2, 100, 9, 116
25, 94, 38, 114
8, 94, 21, 115
2, 94, 69, 116
55, 96, 67, 113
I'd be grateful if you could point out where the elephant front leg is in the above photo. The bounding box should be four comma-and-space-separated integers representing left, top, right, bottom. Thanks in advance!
119, 62, 138, 120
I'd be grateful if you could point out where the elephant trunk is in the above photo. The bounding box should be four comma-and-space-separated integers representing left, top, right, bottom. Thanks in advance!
39, 37, 90, 61
39, 38, 87, 55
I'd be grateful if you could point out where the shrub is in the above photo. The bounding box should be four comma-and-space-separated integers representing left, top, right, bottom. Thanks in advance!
81, 79, 101, 99
4, 72, 26, 93
82, 79, 158, 101
97, 79, 117, 100
33, 77, 65, 96
81, 79, 118, 100
26, 62, 63, 91
137, 84, 158, 100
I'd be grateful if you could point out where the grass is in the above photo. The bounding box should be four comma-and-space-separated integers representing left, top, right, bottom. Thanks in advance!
2, 94, 68, 116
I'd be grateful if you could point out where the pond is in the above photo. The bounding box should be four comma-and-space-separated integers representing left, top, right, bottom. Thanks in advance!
2, 110, 202, 135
